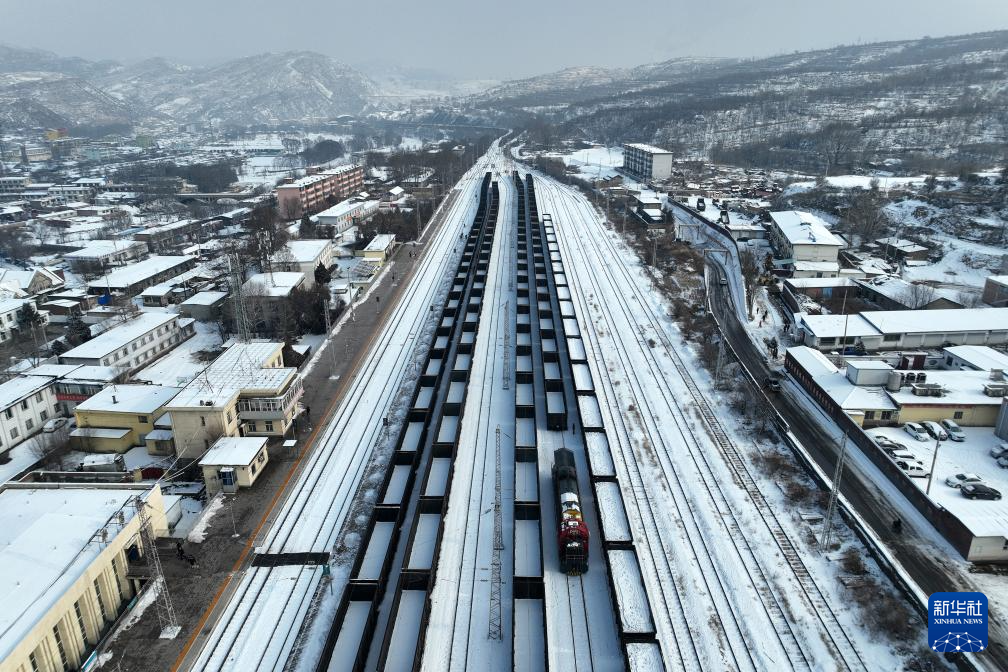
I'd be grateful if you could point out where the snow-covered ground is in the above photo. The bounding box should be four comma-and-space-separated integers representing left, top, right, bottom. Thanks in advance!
534, 171, 910, 670
0, 441, 40, 484
785, 175, 931, 195
134, 320, 222, 387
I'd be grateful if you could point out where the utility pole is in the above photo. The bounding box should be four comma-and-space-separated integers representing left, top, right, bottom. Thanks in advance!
821, 432, 849, 552
135, 497, 179, 637
926, 435, 942, 496
229, 254, 251, 342
323, 293, 336, 377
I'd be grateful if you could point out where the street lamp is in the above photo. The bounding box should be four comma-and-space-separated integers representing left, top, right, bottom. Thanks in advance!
926, 433, 942, 496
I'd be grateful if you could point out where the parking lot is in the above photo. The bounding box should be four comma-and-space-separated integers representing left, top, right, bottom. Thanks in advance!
870, 424, 1008, 535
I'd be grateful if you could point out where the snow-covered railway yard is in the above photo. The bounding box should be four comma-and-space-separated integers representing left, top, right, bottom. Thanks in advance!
188, 147, 906, 672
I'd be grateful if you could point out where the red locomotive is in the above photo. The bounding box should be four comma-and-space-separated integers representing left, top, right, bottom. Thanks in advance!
553, 447, 589, 574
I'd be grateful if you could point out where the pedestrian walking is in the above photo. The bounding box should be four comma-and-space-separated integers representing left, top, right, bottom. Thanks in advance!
175, 541, 184, 559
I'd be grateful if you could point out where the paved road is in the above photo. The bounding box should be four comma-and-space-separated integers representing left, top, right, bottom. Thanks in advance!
706, 260, 1006, 670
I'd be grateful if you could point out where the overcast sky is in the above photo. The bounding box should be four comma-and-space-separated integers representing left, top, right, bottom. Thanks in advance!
2, 0, 1007, 79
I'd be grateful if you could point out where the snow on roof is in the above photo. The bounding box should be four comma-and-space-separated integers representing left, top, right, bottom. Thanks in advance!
388, 186, 405, 196
0, 485, 153, 662
624, 142, 672, 155
846, 359, 892, 370
0, 376, 53, 411
181, 290, 228, 307
167, 341, 294, 410
769, 211, 843, 247
243, 272, 304, 296
787, 346, 838, 377
24, 364, 118, 383
60, 312, 177, 361
70, 427, 131, 439
364, 234, 395, 252
199, 436, 268, 466
787, 347, 896, 411
864, 308, 1008, 335
277, 164, 360, 190
314, 198, 377, 221
91, 256, 195, 290
887, 371, 1003, 407
796, 313, 879, 339
944, 346, 1008, 372
987, 275, 1008, 288
792, 260, 840, 273
75, 384, 181, 414
876, 237, 928, 253
63, 239, 143, 259
0, 297, 34, 314
274, 239, 331, 264
785, 277, 856, 289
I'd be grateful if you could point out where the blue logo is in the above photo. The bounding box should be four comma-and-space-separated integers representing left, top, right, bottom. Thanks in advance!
929, 592, 988, 653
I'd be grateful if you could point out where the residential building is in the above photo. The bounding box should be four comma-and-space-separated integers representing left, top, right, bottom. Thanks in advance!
63, 240, 147, 274
166, 341, 303, 459
767, 211, 843, 278
133, 219, 208, 254
793, 307, 1008, 352
875, 237, 930, 262
179, 291, 229, 321
853, 276, 963, 311
359, 233, 396, 266
621, 143, 674, 181
0, 298, 49, 344
0, 267, 64, 298
982, 275, 1008, 307
71, 384, 181, 453
0, 376, 58, 454
275, 164, 364, 218
199, 436, 270, 495
22, 364, 119, 415
271, 239, 334, 288
86, 255, 197, 297
59, 312, 195, 374
137, 266, 216, 308
312, 198, 379, 234
0, 483, 168, 672
242, 272, 305, 336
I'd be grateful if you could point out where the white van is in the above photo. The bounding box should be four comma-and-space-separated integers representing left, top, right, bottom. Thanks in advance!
903, 422, 929, 442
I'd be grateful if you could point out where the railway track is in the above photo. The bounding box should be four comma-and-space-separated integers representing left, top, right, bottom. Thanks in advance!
537, 175, 871, 672
188, 153, 498, 672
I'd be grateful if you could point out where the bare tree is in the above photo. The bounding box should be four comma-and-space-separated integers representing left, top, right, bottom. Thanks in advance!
816, 123, 863, 176
899, 282, 937, 309
739, 248, 761, 318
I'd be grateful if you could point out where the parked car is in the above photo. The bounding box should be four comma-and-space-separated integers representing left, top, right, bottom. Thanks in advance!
763, 377, 781, 392
940, 419, 966, 442
945, 472, 983, 489
895, 460, 930, 478
961, 483, 1002, 500
696, 197, 706, 211
991, 443, 1008, 459
903, 422, 929, 442
872, 433, 898, 448
922, 421, 948, 441
997, 456, 1008, 470
42, 417, 68, 433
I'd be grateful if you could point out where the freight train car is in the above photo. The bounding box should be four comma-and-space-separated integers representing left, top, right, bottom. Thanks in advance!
552, 447, 589, 574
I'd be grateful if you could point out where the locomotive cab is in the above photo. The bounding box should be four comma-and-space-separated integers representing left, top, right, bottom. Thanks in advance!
553, 448, 590, 575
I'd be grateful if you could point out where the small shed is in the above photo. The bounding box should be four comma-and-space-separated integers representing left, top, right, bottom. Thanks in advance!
198, 436, 269, 494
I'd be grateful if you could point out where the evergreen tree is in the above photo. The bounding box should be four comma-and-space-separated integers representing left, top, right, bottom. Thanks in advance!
65, 311, 92, 346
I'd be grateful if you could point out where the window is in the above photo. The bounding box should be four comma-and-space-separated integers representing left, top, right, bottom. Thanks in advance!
4, 408, 11, 420
53, 624, 69, 671
132, 343, 137, 351
29, 651, 39, 672
138, 415, 148, 423
25, 419, 33, 430
247, 422, 257, 432
226, 411, 232, 423
10, 428, 17, 439
94, 578, 108, 621
74, 600, 89, 644
864, 411, 875, 420
200, 416, 206, 427
883, 334, 900, 342
35, 392, 43, 402
954, 411, 964, 420
264, 421, 274, 432
204, 439, 210, 449
21, 400, 27, 411
40, 410, 48, 422
257, 452, 265, 465
250, 463, 257, 476
111, 558, 125, 601
881, 411, 894, 420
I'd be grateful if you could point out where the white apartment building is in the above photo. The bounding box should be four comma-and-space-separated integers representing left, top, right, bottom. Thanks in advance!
0, 375, 58, 454
58, 312, 195, 374
271, 239, 334, 288
312, 198, 379, 234
0, 298, 49, 344
768, 210, 844, 278
622, 143, 675, 181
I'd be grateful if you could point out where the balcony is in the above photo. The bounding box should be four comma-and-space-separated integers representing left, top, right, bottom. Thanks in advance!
237, 378, 303, 421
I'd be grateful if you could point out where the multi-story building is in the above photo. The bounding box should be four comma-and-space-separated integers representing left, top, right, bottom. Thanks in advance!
767, 210, 844, 278
982, 275, 1008, 307
22, 364, 119, 415
312, 198, 378, 234
0, 298, 49, 344
58, 312, 195, 374
63, 240, 147, 274
622, 143, 674, 181
86, 255, 197, 297
271, 240, 334, 288
71, 384, 181, 453
0, 375, 59, 454
166, 341, 303, 459
0, 483, 168, 672
275, 164, 364, 218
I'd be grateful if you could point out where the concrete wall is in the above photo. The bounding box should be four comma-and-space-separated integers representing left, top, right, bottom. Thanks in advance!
171, 401, 238, 459
896, 404, 1000, 428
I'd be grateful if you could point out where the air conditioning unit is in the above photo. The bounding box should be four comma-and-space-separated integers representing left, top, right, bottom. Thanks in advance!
983, 383, 1008, 398
911, 382, 944, 397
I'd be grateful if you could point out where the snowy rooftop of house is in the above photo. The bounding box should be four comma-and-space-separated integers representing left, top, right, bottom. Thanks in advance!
137, 219, 193, 236
792, 260, 840, 272
624, 142, 672, 155
23, 364, 118, 383
199, 436, 268, 467
181, 290, 228, 307
854, 276, 959, 305
91, 256, 195, 290
876, 237, 928, 253
769, 211, 843, 247
277, 164, 359, 190
847, 359, 892, 371
63, 239, 142, 259
313, 198, 378, 221
70, 427, 131, 439
944, 345, 1008, 372
0, 376, 54, 412
243, 272, 304, 297
795, 313, 879, 339
787, 347, 896, 410
273, 239, 331, 264
0, 484, 152, 663
785, 277, 856, 289
388, 186, 405, 196
60, 312, 177, 361
75, 384, 181, 414
886, 371, 1004, 407
787, 346, 838, 377
364, 234, 395, 252
0, 297, 34, 314
863, 308, 1008, 335
167, 341, 294, 410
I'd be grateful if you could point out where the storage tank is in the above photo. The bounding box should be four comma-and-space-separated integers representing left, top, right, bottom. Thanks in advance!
886, 370, 903, 392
